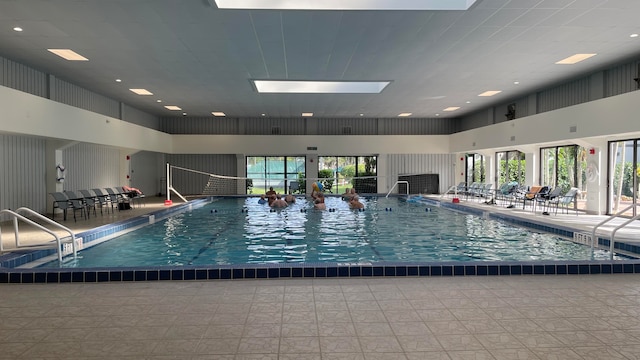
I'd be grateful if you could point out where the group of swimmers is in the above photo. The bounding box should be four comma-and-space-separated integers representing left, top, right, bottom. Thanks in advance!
258, 187, 296, 208
258, 185, 363, 210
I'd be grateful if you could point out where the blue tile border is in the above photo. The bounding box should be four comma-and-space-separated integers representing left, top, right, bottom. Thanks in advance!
2, 196, 640, 283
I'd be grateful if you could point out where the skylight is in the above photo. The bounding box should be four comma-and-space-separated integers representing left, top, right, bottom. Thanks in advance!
215, 0, 477, 10
398, 113, 412, 117
211, 112, 226, 117
164, 105, 182, 111
47, 49, 88, 61
254, 80, 390, 94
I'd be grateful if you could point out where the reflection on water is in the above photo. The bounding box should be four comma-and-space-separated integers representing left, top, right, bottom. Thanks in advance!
42, 197, 615, 268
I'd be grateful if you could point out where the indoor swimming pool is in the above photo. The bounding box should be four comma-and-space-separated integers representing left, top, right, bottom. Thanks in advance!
39, 196, 614, 269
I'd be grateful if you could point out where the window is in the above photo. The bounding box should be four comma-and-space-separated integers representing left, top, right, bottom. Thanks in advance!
246, 156, 305, 194
496, 151, 525, 186
317, 156, 377, 194
466, 153, 485, 185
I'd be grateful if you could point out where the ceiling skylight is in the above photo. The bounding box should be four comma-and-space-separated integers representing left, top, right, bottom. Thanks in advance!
254, 80, 389, 94
478, 90, 502, 97
443, 107, 460, 112
47, 49, 88, 61
164, 105, 182, 111
215, 0, 477, 10
129, 88, 153, 95
555, 54, 597, 65
302, 112, 314, 117
211, 112, 226, 117
398, 113, 412, 117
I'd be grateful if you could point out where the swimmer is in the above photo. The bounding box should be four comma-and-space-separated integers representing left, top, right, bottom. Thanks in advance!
341, 188, 351, 200
266, 186, 277, 206
349, 195, 364, 209
258, 194, 268, 205
343, 188, 356, 201
270, 194, 288, 208
313, 192, 326, 210
284, 191, 296, 204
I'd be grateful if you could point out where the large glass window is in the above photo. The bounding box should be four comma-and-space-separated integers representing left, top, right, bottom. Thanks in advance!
540, 145, 588, 210
318, 156, 377, 194
495, 151, 524, 186
609, 140, 639, 216
246, 156, 305, 194
466, 154, 485, 185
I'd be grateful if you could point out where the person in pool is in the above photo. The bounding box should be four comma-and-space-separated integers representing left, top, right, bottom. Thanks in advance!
270, 194, 288, 208
258, 194, 268, 204
349, 195, 364, 209
265, 186, 277, 206
313, 192, 326, 210
284, 190, 296, 204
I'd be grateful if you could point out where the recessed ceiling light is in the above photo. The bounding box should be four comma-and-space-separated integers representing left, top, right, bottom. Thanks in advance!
211, 112, 226, 117
129, 88, 153, 95
359, 113, 364, 116
466, 101, 471, 104
514, 81, 520, 85
215, 0, 478, 10
555, 53, 597, 65
156, 99, 162, 103
261, 113, 266, 116
443, 107, 460, 112
435, 113, 440, 116
182, 112, 187, 116
302, 112, 314, 117
47, 49, 89, 61
398, 113, 412, 117
164, 105, 182, 111
253, 80, 389, 94
13, 27, 23, 32
115, 79, 122, 83
478, 90, 502, 97
631, 34, 639, 38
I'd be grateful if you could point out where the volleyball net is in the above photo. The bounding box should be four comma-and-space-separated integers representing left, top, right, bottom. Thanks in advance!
166, 163, 389, 202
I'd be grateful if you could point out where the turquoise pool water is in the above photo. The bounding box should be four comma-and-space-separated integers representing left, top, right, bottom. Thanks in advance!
42, 197, 612, 268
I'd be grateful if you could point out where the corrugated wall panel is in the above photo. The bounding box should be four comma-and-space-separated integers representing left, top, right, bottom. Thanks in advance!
384, 153, 455, 194
378, 118, 458, 135
604, 60, 640, 98
244, 117, 306, 135
458, 110, 489, 132
50, 78, 120, 118
0, 55, 48, 97
62, 143, 121, 191
166, 154, 237, 195
316, 118, 378, 135
123, 104, 161, 130
161, 117, 240, 134
0, 134, 47, 219
537, 77, 590, 114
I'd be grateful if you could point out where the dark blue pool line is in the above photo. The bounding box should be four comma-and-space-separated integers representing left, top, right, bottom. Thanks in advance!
2, 196, 640, 283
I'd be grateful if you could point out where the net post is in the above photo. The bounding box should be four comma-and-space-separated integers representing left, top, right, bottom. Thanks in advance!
165, 163, 173, 205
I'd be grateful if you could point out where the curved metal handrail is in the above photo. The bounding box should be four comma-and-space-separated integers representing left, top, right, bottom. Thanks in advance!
591, 204, 640, 260
386, 181, 409, 198
0, 207, 77, 262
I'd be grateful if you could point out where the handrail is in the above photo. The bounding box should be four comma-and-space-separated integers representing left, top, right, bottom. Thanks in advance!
386, 181, 409, 198
0, 207, 77, 263
441, 184, 460, 199
591, 204, 640, 260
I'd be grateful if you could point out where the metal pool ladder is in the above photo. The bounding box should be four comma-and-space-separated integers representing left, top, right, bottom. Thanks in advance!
591, 204, 640, 260
0, 207, 78, 263
386, 181, 409, 198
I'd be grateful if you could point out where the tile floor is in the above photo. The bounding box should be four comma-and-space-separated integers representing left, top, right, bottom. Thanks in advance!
2, 275, 640, 359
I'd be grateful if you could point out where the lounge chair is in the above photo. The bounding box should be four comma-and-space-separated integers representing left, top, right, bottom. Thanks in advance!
63, 190, 89, 221
79, 189, 100, 216
548, 187, 580, 215
91, 188, 112, 213
520, 185, 546, 210
50, 192, 71, 221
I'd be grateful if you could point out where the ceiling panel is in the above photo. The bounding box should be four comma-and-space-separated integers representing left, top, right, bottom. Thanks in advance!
0, 0, 639, 118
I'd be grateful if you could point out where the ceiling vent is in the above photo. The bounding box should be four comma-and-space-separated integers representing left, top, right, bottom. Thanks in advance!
342, 126, 352, 135
271, 127, 281, 135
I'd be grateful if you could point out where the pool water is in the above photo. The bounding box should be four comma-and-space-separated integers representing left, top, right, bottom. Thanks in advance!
42, 197, 612, 268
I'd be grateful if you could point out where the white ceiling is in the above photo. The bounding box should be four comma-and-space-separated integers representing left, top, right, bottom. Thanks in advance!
0, 0, 639, 119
